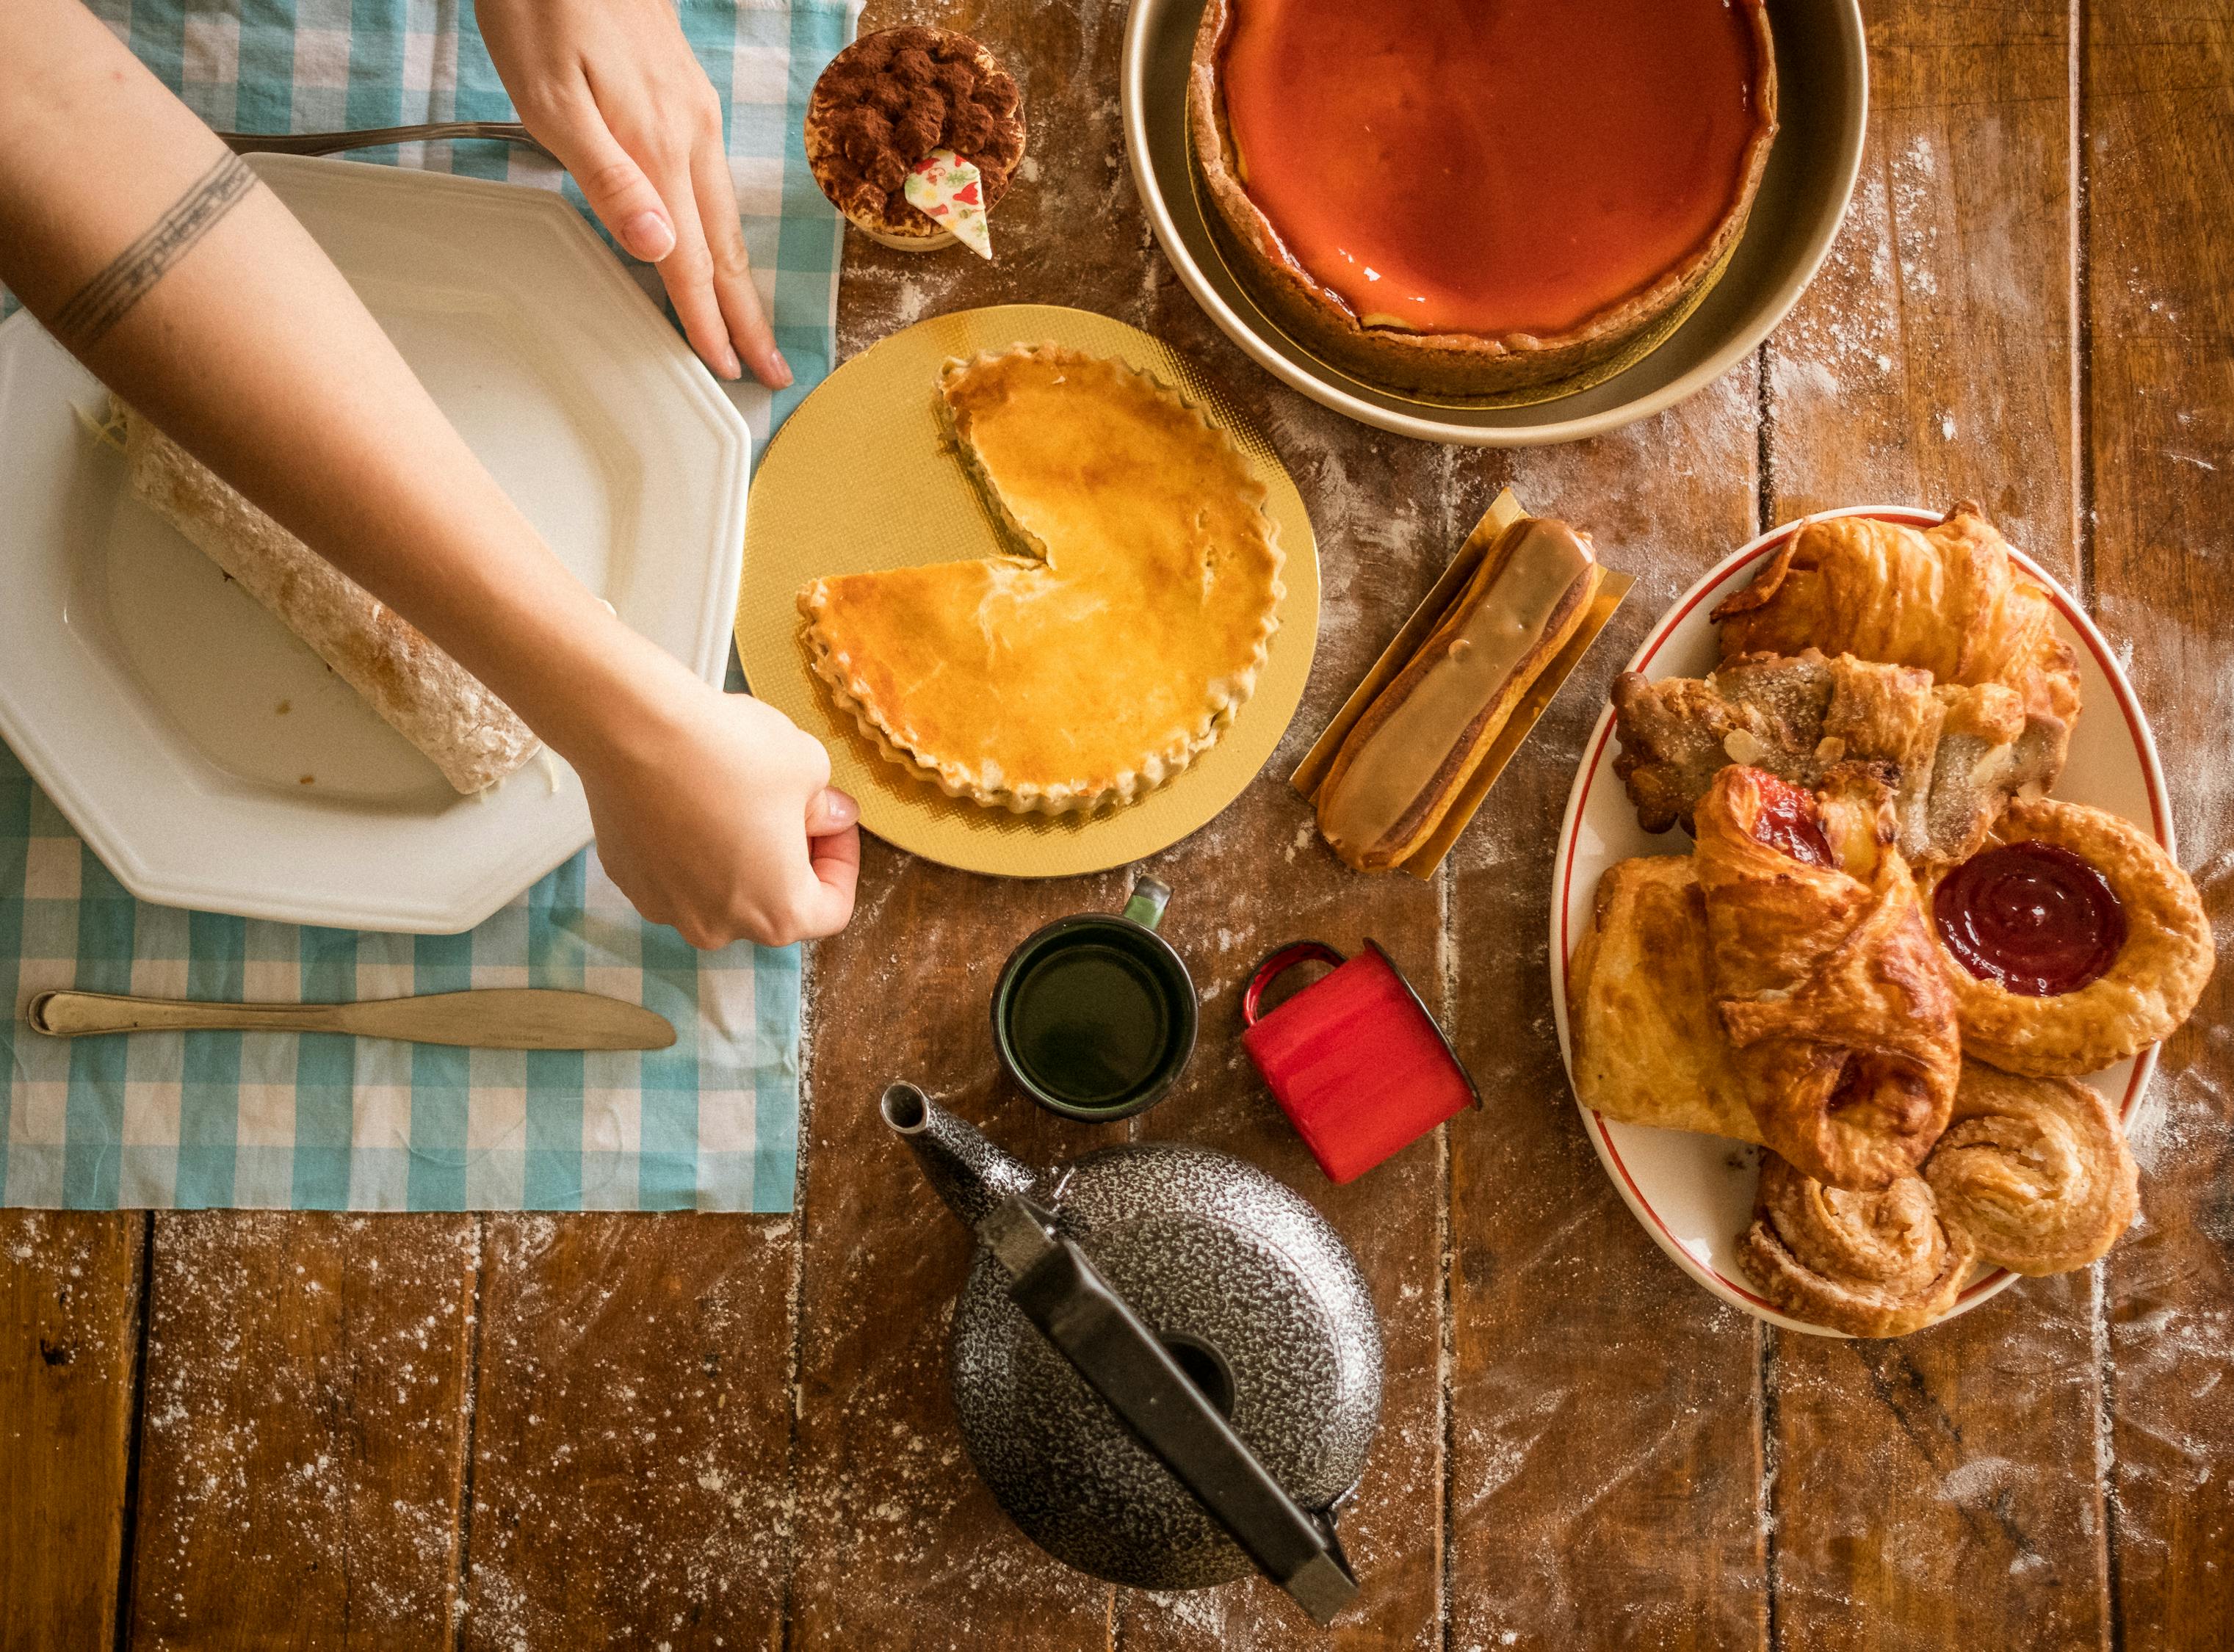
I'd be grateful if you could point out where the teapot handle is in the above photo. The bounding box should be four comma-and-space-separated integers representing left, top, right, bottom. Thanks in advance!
977, 1195, 1359, 1626
1241, 941, 1347, 1027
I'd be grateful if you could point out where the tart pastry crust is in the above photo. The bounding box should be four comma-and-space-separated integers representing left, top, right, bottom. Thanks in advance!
1187, 0, 1777, 396
1919, 797, 2214, 1076
1566, 855, 1759, 1143
1695, 767, 1961, 1190
1739, 1153, 1977, 1338
798, 346, 1284, 813
1924, 1062, 2137, 1275
1712, 504, 2081, 775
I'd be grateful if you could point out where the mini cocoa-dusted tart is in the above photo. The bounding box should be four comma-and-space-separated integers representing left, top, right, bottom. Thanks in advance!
804, 26, 1025, 250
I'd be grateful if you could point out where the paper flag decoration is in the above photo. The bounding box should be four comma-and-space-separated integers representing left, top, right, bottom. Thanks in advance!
904, 148, 993, 260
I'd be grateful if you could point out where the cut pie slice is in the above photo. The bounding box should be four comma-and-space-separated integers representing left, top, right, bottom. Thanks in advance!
798, 346, 1286, 812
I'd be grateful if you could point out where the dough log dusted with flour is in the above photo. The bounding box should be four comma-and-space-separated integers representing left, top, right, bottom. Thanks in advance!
119, 402, 540, 794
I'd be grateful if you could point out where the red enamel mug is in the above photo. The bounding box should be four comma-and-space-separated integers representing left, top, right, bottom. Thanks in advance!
1240, 941, 1479, 1184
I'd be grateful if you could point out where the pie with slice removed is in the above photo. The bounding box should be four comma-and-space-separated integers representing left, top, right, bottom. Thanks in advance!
798, 347, 1286, 812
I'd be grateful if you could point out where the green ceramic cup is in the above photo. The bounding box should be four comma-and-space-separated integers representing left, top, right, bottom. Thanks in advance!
991, 876, 1198, 1122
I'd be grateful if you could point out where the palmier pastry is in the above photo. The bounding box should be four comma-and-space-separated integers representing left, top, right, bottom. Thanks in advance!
1924, 1063, 2138, 1275
1711, 505, 2080, 777
1613, 649, 2055, 864
1919, 797, 2213, 1075
1566, 856, 1760, 1142
1693, 765, 1960, 1189
1317, 518, 1601, 870
1739, 1152, 1976, 1337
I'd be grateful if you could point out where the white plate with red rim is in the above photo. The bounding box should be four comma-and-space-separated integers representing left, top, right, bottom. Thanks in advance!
1549, 504, 2170, 1337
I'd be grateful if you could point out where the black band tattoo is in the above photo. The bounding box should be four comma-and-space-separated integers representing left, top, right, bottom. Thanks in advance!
51, 151, 257, 352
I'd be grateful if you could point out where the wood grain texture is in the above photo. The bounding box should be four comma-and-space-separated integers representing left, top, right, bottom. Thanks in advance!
1764, 0, 2078, 571
2084, 1, 2234, 1645
1758, 4, 2110, 1647
1446, 383, 1771, 1651
0, 1211, 142, 1652
9, 3, 2234, 1647
1115, 285, 1461, 1652
126, 1214, 474, 1651
461, 1214, 797, 1652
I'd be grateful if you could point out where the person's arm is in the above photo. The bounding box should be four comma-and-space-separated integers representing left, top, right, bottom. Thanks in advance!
0, 0, 856, 949
476, 0, 791, 390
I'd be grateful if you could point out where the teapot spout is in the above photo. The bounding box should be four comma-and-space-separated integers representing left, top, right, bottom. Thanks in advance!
881, 1083, 1041, 1229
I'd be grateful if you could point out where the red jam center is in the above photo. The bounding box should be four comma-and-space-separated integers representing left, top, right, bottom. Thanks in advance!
1748, 772, 1832, 868
1933, 841, 2128, 997
1218, 0, 1766, 336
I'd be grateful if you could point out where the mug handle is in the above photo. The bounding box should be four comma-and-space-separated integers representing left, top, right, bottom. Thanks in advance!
1121, 874, 1173, 930
1241, 941, 1347, 1027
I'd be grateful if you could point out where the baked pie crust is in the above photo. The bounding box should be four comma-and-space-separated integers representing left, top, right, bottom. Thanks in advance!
798, 346, 1285, 812
1188, 0, 1779, 396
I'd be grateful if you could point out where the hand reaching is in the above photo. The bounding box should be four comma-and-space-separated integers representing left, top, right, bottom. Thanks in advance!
579, 675, 859, 950
478, 0, 792, 389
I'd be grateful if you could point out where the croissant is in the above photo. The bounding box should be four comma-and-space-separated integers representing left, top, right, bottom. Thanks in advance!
1740, 1152, 1976, 1337
1693, 765, 1960, 1189
1710, 504, 2079, 775
1924, 1063, 2137, 1275
1612, 648, 2056, 864
1566, 856, 1761, 1142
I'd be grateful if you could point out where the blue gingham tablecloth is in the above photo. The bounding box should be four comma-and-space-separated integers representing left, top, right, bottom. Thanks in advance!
0, 0, 861, 1211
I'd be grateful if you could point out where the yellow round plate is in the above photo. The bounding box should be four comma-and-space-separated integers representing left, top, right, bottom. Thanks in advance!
735, 303, 1320, 878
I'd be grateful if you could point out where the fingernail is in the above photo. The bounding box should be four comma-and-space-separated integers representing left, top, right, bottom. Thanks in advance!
621, 209, 675, 261
764, 349, 794, 389
718, 343, 744, 380
823, 787, 858, 827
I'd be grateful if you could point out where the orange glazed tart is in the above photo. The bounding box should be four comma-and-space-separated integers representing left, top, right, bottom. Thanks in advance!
1188, 0, 1779, 396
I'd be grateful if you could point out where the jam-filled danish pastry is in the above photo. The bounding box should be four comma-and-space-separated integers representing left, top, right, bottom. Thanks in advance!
1693, 764, 1962, 1190
1919, 797, 2213, 1076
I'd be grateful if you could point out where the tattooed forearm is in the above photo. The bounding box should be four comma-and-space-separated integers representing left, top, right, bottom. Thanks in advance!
51, 151, 256, 352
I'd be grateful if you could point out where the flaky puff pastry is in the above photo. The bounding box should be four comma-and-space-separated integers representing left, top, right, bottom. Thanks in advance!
1711, 504, 2080, 769
1566, 856, 1761, 1143
1918, 797, 2213, 1076
1695, 766, 1960, 1189
1740, 1153, 1976, 1337
1925, 1062, 2137, 1275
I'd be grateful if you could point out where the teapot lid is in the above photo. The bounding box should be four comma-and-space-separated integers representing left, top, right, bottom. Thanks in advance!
948, 1142, 1382, 1609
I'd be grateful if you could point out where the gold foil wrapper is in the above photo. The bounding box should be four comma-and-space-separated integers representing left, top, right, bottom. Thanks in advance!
1291, 488, 1633, 879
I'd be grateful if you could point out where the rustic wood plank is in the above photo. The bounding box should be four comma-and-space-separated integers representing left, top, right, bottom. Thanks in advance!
1445, 378, 1771, 1651
126, 1212, 474, 1651
2083, 1, 2234, 1643
789, 852, 1131, 1651
0, 1210, 143, 1652
1763, 0, 2081, 563
1111, 287, 1461, 1652
460, 1213, 797, 1652
1759, 4, 2111, 1647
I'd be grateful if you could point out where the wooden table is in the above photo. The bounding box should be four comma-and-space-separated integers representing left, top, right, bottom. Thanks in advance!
7, 2, 2231, 1646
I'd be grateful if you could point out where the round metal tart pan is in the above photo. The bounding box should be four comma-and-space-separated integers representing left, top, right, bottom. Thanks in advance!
1121, 0, 1869, 447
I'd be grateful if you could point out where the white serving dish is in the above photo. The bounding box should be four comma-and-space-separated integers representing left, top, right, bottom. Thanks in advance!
1550, 507, 2170, 1336
0, 155, 747, 932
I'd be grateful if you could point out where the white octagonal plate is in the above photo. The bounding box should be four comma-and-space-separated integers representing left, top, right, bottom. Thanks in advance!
0, 155, 748, 932
1551, 507, 2171, 1337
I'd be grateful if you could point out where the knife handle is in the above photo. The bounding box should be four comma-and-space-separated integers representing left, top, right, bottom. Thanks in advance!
24, 989, 675, 1051
28, 991, 352, 1038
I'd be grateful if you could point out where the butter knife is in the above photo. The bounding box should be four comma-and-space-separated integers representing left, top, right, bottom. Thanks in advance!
25, 989, 674, 1051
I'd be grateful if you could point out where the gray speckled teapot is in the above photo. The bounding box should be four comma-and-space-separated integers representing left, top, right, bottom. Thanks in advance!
881, 1082, 1383, 1625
